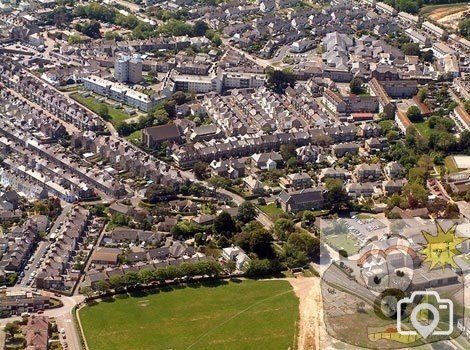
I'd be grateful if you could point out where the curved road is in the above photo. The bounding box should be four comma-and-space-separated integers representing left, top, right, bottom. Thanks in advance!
0, 292, 84, 350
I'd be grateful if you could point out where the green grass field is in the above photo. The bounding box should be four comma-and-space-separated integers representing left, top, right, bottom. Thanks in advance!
78, 280, 299, 350
70, 92, 132, 126
125, 129, 141, 142
324, 233, 360, 256
444, 156, 459, 173
413, 120, 433, 138
258, 203, 284, 221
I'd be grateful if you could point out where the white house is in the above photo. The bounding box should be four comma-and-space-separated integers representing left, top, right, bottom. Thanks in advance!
222, 246, 251, 271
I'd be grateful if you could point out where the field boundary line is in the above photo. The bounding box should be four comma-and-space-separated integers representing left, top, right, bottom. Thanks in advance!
185, 287, 296, 350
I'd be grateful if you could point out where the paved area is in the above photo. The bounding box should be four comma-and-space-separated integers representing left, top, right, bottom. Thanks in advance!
20, 204, 73, 287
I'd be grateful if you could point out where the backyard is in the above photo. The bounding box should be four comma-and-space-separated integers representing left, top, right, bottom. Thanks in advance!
258, 203, 285, 221
78, 280, 299, 350
70, 92, 133, 127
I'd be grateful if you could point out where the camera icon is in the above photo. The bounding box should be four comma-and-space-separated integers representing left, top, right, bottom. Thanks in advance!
397, 291, 453, 339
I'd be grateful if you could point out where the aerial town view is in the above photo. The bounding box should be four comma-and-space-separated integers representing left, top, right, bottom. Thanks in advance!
0, 0, 469, 349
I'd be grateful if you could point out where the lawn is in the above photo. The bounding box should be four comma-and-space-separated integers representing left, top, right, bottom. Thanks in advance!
78, 280, 299, 350
125, 129, 141, 142
324, 233, 360, 256
258, 203, 284, 220
70, 92, 132, 126
413, 120, 432, 138
445, 156, 459, 173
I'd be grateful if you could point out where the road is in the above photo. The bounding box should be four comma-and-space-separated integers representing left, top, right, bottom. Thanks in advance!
0, 291, 84, 350
19, 204, 73, 288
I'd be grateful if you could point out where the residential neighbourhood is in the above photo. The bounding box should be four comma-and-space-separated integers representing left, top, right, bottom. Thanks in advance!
0, 0, 469, 349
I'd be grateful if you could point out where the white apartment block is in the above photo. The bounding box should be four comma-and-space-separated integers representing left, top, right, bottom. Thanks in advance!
114, 53, 143, 84
376, 2, 397, 16
398, 11, 419, 26
83, 76, 154, 112
422, 21, 447, 39
223, 72, 266, 89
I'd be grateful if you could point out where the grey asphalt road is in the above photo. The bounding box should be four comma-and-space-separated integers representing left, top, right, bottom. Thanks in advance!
19, 204, 73, 287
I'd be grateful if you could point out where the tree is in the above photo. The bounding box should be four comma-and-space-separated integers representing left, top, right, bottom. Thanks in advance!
52, 6, 72, 28
286, 232, 320, 259
396, 0, 419, 14
105, 31, 122, 41
108, 275, 123, 290
421, 50, 434, 63
4, 323, 21, 338
408, 167, 427, 184
145, 184, 175, 204
150, 109, 168, 126
80, 286, 93, 298
172, 91, 187, 105
283, 232, 320, 268
459, 18, 470, 39
280, 144, 297, 161
417, 155, 433, 171
403, 182, 428, 209
213, 211, 237, 238
349, 77, 363, 95
388, 193, 402, 210
273, 218, 294, 240
458, 130, 470, 153
123, 271, 140, 288
95, 280, 110, 293
193, 20, 209, 36
67, 34, 83, 45
138, 268, 155, 285
245, 259, 273, 277
193, 161, 208, 180
249, 229, 274, 259
324, 179, 349, 211
80, 20, 101, 38
417, 88, 427, 102
402, 42, 420, 56
465, 100, 470, 113
97, 104, 110, 120
302, 211, 317, 226
406, 105, 422, 122
237, 201, 257, 223
266, 67, 296, 93
225, 260, 236, 274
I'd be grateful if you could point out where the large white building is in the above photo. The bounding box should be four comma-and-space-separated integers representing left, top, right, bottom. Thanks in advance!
422, 21, 447, 39
114, 53, 143, 84
83, 75, 154, 112
376, 2, 397, 16
161, 69, 266, 95
223, 72, 266, 89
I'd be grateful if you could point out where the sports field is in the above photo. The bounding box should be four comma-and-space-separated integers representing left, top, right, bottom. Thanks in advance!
78, 280, 299, 350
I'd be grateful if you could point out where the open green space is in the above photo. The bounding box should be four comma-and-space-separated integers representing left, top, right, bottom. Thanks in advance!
324, 233, 360, 256
125, 129, 141, 142
70, 92, 133, 126
413, 120, 433, 138
78, 280, 299, 350
258, 203, 285, 221
444, 156, 459, 173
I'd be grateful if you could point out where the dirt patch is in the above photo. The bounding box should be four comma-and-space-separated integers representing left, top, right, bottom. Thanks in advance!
427, 5, 470, 30
288, 276, 322, 350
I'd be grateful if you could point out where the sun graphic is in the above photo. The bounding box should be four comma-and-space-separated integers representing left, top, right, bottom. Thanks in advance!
420, 223, 467, 270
